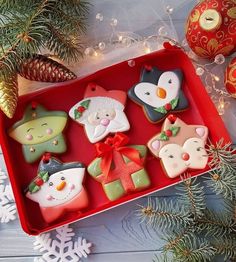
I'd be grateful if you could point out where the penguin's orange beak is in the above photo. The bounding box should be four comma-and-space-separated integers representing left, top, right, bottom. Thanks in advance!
56, 181, 66, 191
156, 87, 167, 99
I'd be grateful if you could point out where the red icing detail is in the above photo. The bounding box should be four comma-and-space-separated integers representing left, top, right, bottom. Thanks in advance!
35, 178, 44, 186
233, 69, 236, 78
84, 83, 127, 106
144, 64, 152, 71
167, 114, 177, 124
42, 153, 51, 163
77, 106, 85, 113
164, 103, 172, 111
165, 130, 172, 137
182, 153, 190, 161
40, 187, 89, 223
31, 101, 38, 110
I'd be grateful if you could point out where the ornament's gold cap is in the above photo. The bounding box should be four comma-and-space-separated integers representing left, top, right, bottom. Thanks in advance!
199, 9, 222, 31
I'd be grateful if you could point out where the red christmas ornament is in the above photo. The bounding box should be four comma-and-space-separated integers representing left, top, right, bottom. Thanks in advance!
77, 106, 86, 113
35, 178, 44, 186
185, 0, 236, 59
164, 103, 172, 111
224, 57, 236, 98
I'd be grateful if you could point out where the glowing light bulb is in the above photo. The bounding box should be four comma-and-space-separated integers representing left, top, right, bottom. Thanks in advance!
214, 75, 220, 82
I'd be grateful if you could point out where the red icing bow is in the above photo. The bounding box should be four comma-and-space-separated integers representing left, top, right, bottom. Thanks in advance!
95, 133, 142, 178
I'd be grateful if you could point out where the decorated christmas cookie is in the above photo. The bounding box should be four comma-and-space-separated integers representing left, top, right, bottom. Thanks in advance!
69, 83, 130, 143
26, 157, 88, 223
147, 115, 209, 178
128, 66, 189, 123
87, 133, 150, 201
8, 103, 68, 163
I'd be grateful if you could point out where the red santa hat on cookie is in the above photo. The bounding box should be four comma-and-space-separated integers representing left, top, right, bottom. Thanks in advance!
70, 83, 127, 123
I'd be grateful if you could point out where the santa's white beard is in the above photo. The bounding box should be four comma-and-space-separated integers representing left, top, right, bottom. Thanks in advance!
84, 110, 130, 143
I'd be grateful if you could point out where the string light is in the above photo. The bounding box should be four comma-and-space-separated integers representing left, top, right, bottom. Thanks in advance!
84, 8, 231, 116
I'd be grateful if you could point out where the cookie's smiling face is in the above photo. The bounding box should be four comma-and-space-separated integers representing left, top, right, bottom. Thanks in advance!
9, 116, 67, 145
134, 71, 181, 108
27, 168, 85, 208
159, 138, 208, 178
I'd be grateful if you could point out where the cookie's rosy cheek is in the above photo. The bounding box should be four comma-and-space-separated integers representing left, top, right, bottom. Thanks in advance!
46, 128, 53, 135
25, 134, 33, 141
172, 163, 178, 169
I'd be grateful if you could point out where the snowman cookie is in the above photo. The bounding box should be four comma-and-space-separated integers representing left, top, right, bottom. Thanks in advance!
128, 65, 189, 123
26, 157, 88, 223
147, 115, 209, 178
69, 83, 130, 143
8, 103, 68, 163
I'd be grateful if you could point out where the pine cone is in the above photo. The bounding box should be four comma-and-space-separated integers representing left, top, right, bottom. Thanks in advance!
19, 54, 77, 82
0, 75, 18, 118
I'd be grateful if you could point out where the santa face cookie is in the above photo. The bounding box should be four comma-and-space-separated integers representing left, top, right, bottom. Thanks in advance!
128, 66, 189, 123
8, 103, 68, 163
26, 157, 88, 223
147, 115, 209, 178
69, 83, 130, 143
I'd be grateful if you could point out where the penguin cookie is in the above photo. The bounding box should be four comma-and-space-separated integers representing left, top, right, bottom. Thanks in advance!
26, 157, 88, 223
128, 65, 189, 123
8, 102, 68, 163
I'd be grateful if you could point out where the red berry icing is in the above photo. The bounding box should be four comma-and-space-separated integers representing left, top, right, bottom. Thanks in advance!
77, 106, 85, 113
165, 130, 172, 137
35, 177, 44, 186
182, 153, 190, 161
167, 114, 177, 124
164, 103, 172, 111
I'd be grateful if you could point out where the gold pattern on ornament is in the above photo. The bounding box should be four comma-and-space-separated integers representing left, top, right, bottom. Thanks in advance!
190, 9, 200, 23
227, 7, 236, 18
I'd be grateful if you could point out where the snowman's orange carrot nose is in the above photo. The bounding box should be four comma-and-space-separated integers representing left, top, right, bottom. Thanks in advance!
56, 181, 66, 191
156, 87, 166, 99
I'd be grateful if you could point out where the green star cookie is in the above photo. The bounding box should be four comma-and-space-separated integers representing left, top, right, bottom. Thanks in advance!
8, 103, 68, 163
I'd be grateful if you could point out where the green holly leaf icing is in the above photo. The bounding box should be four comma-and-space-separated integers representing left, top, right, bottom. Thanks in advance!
80, 99, 90, 109
154, 107, 167, 114
28, 182, 40, 194
170, 97, 179, 109
74, 109, 82, 120
158, 132, 169, 141
38, 171, 49, 182
169, 126, 180, 136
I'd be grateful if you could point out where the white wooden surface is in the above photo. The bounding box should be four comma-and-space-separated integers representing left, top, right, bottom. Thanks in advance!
0, 0, 235, 261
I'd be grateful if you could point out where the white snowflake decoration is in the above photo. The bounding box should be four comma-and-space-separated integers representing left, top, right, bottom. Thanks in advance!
0, 168, 16, 223
34, 224, 92, 262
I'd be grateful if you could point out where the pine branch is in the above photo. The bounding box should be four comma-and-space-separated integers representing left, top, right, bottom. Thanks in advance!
196, 209, 236, 238
138, 197, 192, 231
177, 176, 206, 219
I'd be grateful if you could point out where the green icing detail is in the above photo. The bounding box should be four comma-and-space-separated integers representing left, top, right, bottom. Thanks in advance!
23, 133, 67, 163
154, 106, 167, 114
103, 180, 125, 201
74, 110, 82, 120
158, 132, 169, 141
38, 171, 49, 182
28, 182, 40, 193
122, 145, 147, 163
80, 99, 91, 108
170, 126, 180, 136
153, 97, 179, 115
131, 169, 151, 189
170, 97, 179, 109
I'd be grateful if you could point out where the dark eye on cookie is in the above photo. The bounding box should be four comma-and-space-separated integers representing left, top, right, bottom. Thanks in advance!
61, 177, 65, 180
96, 116, 100, 120
49, 182, 53, 186
145, 92, 150, 95
106, 114, 109, 117
197, 147, 201, 152
168, 79, 172, 84
168, 155, 174, 158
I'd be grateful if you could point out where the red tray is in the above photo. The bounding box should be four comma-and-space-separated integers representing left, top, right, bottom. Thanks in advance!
0, 45, 231, 235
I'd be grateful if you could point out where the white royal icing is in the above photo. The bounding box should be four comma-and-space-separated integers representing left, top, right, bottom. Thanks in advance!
159, 138, 208, 178
26, 168, 85, 208
134, 71, 181, 108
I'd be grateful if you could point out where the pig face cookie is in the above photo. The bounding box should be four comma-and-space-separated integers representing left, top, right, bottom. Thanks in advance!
147, 115, 209, 178
8, 103, 68, 163
128, 66, 189, 123
69, 83, 130, 143
26, 157, 88, 223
